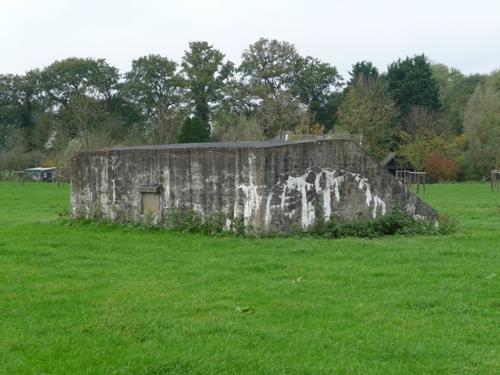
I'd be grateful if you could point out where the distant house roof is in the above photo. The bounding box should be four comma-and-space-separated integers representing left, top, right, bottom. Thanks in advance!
380, 152, 397, 167
380, 152, 417, 171
25, 167, 56, 172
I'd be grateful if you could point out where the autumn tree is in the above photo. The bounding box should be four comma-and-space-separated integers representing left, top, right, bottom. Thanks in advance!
398, 131, 465, 172
337, 77, 398, 160
426, 152, 460, 182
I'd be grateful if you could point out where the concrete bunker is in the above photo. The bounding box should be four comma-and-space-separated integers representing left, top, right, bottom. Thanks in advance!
71, 139, 437, 232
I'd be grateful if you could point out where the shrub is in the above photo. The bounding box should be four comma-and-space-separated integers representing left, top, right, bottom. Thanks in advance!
305, 208, 455, 239
64, 207, 455, 239
0, 147, 46, 171
425, 152, 460, 182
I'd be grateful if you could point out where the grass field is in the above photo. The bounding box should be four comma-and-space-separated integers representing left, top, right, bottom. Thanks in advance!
0, 182, 499, 374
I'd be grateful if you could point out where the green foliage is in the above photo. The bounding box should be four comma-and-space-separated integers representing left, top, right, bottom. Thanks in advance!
255, 92, 304, 138
0, 71, 43, 151
179, 116, 210, 143
123, 54, 185, 144
348, 60, 379, 84
463, 83, 500, 175
307, 207, 454, 239
431, 63, 486, 133
239, 38, 306, 137
78, 204, 454, 240
386, 54, 441, 118
212, 114, 263, 141
1, 41, 499, 183
62, 94, 113, 149
181, 41, 234, 124
337, 76, 398, 159
239, 38, 300, 98
292, 56, 342, 127
40, 57, 119, 108
0, 147, 46, 171
398, 131, 466, 171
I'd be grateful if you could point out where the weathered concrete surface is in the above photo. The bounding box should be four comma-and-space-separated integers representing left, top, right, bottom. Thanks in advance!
71, 139, 437, 232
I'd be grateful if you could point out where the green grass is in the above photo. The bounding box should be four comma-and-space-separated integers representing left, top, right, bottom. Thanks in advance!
0, 182, 499, 374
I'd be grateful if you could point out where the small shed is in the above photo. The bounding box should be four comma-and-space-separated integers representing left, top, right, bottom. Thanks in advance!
25, 167, 56, 182
381, 152, 415, 176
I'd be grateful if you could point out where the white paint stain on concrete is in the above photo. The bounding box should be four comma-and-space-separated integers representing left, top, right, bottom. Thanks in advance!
265, 193, 273, 230
111, 178, 116, 203
314, 170, 345, 220
237, 152, 262, 224
225, 218, 232, 230
234, 167, 389, 230
281, 174, 315, 227
355, 175, 387, 218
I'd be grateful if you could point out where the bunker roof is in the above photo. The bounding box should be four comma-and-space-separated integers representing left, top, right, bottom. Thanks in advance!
106, 138, 349, 152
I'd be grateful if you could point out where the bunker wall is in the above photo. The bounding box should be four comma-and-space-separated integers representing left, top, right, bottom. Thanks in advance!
71, 140, 436, 232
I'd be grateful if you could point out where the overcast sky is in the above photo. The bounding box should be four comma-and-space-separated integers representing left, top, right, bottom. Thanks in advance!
1, 0, 499, 79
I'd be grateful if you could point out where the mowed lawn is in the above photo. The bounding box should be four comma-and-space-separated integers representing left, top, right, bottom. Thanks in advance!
0, 182, 499, 374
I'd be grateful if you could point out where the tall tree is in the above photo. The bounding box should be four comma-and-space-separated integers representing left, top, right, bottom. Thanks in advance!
179, 116, 210, 143
348, 61, 379, 85
181, 41, 233, 134
337, 77, 398, 160
0, 74, 17, 150
292, 56, 342, 129
463, 83, 500, 175
431, 63, 486, 133
123, 55, 185, 143
0, 71, 42, 151
386, 55, 441, 118
63, 94, 112, 150
40, 58, 119, 109
239, 39, 302, 137
239, 38, 300, 99
256, 92, 303, 138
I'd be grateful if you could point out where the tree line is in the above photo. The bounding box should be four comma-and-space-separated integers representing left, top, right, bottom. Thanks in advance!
1, 38, 499, 181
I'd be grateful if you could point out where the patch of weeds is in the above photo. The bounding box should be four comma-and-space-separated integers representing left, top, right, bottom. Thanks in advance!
199, 212, 226, 235
164, 209, 204, 233
62, 206, 456, 240
55, 207, 69, 218
304, 207, 457, 239
235, 306, 255, 315
232, 215, 246, 235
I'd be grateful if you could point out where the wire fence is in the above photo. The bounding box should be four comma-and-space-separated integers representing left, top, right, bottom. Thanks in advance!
395, 169, 426, 194
491, 170, 500, 192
